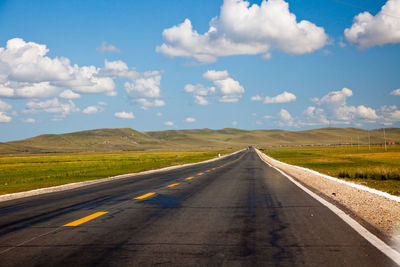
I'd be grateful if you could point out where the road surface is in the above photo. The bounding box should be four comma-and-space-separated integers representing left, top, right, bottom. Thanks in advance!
0, 148, 396, 266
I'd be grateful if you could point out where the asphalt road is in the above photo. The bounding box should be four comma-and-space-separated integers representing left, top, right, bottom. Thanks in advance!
0, 148, 396, 266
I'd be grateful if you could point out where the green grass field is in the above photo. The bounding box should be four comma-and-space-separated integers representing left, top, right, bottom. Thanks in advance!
0, 150, 233, 195
261, 145, 400, 196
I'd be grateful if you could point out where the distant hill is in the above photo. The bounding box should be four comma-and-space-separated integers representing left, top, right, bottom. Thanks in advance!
0, 127, 399, 154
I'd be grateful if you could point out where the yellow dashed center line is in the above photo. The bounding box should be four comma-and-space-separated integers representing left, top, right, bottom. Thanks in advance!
205, 170, 210, 172
197, 172, 204, 175
185, 176, 194, 180
167, 183, 180, 188
64, 212, 108, 227
135, 192, 156, 200
212, 168, 216, 170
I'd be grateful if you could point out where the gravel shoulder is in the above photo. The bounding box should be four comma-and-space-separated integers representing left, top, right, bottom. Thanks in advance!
256, 149, 400, 244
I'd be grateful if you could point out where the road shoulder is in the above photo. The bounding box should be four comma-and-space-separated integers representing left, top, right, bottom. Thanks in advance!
256, 149, 400, 247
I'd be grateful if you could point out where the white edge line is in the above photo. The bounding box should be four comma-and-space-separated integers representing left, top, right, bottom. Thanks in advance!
0, 149, 244, 202
261, 151, 400, 203
255, 149, 400, 265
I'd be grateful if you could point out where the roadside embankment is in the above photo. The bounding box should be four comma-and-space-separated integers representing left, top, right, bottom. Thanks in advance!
257, 149, 400, 241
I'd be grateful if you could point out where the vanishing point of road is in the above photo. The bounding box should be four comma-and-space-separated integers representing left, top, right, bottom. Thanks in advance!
0, 148, 396, 266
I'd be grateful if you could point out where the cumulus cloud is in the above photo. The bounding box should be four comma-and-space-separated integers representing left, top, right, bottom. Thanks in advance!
251, 91, 296, 104
22, 118, 35, 123
135, 98, 165, 110
278, 109, 296, 127
60, 89, 81, 99
390, 88, 400, 96
380, 105, 400, 122
185, 70, 244, 104
82, 106, 100, 114
164, 121, 174, 126
157, 0, 328, 62
232, 121, 238, 126
263, 91, 296, 104
0, 100, 12, 111
0, 39, 163, 107
0, 112, 11, 122
114, 111, 135, 119
96, 41, 121, 53
312, 88, 379, 122
0, 38, 115, 98
203, 70, 229, 81
185, 117, 196, 123
251, 95, 263, 101
23, 98, 79, 120
156, 112, 163, 117
344, 0, 400, 48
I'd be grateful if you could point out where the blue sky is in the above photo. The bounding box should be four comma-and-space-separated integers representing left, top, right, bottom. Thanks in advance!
0, 0, 399, 141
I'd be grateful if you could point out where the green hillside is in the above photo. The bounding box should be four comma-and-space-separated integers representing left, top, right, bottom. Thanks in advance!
1, 127, 399, 154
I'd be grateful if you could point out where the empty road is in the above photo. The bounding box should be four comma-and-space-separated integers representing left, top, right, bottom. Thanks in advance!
0, 149, 396, 266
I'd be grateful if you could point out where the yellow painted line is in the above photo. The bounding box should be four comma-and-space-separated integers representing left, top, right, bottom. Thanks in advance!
185, 176, 194, 180
197, 172, 204, 175
64, 212, 108, 227
167, 183, 180, 188
135, 192, 156, 200
205, 170, 210, 172
212, 168, 216, 170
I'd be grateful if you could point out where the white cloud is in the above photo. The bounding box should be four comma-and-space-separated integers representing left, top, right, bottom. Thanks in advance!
232, 121, 238, 126
0, 100, 12, 111
215, 78, 244, 96
164, 121, 174, 126
114, 111, 135, 119
185, 70, 244, 105
301, 106, 329, 125
157, 0, 328, 62
185, 117, 196, 123
124, 74, 162, 99
263, 91, 296, 104
60, 89, 81, 99
194, 95, 209, 105
96, 41, 121, 53
0, 112, 11, 122
251, 94, 263, 101
203, 70, 229, 81
100, 59, 139, 80
0, 38, 117, 98
264, 115, 274, 119
380, 105, 400, 122
23, 98, 79, 119
82, 106, 100, 114
390, 88, 400, 96
156, 112, 163, 117
279, 108, 296, 126
344, 0, 400, 48
135, 98, 165, 110
313, 87, 379, 123
0, 39, 162, 102
22, 118, 35, 123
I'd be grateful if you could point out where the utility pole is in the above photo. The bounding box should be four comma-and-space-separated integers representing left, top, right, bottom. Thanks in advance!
383, 126, 387, 152
358, 135, 360, 150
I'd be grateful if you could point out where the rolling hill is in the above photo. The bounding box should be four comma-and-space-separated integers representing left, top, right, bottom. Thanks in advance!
0, 127, 399, 154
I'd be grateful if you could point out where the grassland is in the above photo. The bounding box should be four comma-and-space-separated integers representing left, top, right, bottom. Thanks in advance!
1, 127, 399, 153
0, 150, 233, 195
261, 145, 400, 195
